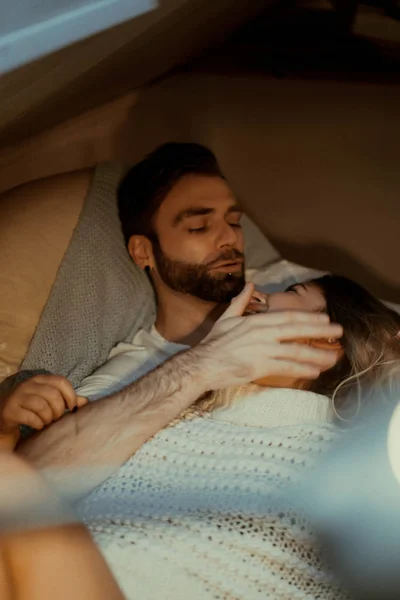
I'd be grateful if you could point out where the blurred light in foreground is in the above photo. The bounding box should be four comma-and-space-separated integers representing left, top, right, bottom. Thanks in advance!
298, 399, 400, 600
388, 402, 400, 485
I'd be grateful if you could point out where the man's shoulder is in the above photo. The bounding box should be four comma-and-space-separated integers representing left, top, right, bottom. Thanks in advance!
108, 327, 163, 359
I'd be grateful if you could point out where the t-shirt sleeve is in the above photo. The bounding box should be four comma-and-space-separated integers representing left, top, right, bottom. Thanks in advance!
76, 344, 162, 401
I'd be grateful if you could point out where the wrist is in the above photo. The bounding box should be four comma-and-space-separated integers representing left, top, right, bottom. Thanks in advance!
184, 344, 224, 394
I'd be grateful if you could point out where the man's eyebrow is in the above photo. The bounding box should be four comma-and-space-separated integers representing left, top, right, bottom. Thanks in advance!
173, 203, 242, 226
173, 207, 214, 226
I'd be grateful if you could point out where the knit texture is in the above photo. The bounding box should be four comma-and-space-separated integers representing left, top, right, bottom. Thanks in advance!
78, 389, 349, 600
20, 163, 156, 387
209, 386, 334, 427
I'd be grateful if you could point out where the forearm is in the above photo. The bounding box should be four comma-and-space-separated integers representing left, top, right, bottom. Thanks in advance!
16, 349, 209, 494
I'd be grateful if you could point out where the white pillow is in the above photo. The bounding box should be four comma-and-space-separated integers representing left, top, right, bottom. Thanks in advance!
246, 259, 326, 293
242, 214, 280, 269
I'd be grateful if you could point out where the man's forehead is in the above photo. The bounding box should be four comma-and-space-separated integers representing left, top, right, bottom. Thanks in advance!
160, 174, 238, 213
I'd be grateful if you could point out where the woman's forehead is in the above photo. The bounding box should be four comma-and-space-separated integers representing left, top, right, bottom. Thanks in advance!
286, 282, 326, 311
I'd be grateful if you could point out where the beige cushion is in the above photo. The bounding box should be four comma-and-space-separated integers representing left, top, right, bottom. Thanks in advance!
0, 170, 91, 382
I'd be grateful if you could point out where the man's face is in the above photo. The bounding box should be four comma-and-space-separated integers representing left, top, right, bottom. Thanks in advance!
146, 174, 245, 303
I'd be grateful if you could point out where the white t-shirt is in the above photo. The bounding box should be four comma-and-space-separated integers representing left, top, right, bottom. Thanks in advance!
76, 327, 188, 400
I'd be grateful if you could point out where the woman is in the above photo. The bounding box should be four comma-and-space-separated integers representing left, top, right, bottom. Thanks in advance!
192, 274, 400, 423
78, 275, 400, 600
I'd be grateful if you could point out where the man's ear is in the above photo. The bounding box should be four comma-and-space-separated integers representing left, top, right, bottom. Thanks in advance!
127, 235, 153, 270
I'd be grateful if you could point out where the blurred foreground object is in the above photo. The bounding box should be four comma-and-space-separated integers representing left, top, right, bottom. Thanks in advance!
299, 394, 400, 600
0, 451, 124, 600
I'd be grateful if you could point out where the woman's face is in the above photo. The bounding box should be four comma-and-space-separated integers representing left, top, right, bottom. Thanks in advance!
266, 283, 327, 314
251, 282, 343, 387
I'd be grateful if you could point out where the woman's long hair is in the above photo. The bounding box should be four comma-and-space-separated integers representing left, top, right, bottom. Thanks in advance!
308, 275, 400, 419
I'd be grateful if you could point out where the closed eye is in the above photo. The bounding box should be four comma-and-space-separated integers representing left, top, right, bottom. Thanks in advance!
188, 226, 207, 233
285, 284, 300, 294
285, 282, 308, 294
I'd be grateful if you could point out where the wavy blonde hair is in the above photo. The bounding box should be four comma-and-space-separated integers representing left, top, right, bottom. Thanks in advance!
308, 275, 400, 420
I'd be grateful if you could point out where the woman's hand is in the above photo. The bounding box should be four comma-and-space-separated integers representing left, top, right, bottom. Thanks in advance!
0, 376, 88, 451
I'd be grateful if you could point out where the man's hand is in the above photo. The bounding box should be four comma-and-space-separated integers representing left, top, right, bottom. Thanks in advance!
197, 282, 343, 390
0, 375, 87, 449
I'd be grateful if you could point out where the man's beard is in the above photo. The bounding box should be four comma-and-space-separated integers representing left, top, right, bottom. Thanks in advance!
151, 240, 245, 303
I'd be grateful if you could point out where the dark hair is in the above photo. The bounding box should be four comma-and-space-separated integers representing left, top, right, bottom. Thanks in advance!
309, 275, 400, 417
118, 142, 225, 245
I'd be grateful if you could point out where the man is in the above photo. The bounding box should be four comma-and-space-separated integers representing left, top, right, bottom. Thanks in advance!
76, 142, 249, 400
76, 142, 329, 400
14, 143, 341, 494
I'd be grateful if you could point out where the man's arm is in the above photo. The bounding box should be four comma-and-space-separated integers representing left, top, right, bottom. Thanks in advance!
17, 283, 343, 496
17, 350, 208, 496
75, 340, 167, 401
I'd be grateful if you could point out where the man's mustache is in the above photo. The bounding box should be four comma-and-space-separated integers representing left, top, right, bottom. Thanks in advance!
206, 250, 245, 268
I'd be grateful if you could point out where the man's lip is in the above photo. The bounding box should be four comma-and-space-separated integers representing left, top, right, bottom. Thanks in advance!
210, 259, 244, 267
210, 260, 244, 271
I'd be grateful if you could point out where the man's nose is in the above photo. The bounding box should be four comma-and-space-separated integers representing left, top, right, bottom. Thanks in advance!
216, 222, 240, 248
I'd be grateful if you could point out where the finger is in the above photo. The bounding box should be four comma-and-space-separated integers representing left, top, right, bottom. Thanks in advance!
76, 395, 89, 408
30, 375, 77, 411
27, 384, 67, 419
219, 282, 255, 320
245, 302, 269, 314
12, 407, 45, 431
271, 342, 339, 368
250, 309, 332, 326
274, 322, 343, 341
251, 290, 267, 305
21, 396, 54, 426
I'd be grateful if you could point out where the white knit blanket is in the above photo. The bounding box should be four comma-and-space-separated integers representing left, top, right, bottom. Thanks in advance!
78, 389, 350, 600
